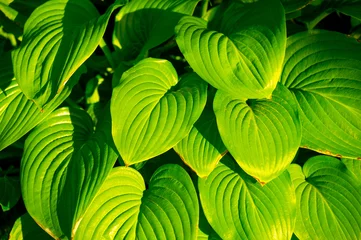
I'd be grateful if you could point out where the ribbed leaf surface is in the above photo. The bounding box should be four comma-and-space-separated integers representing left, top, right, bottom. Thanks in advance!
12, 0, 125, 107
0, 51, 80, 151
288, 156, 361, 240
113, 0, 199, 60
281, 30, 361, 159
199, 155, 296, 240
175, 0, 286, 99
111, 58, 207, 165
174, 98, 227, 178
73, 164, 199, 240
213, 83, 301, 184
21, 107, 118, 239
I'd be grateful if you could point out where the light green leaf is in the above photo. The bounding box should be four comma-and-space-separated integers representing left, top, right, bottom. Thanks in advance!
174, 93, 227, 178
288, 156, 361, 240
0, 51, 83, 151
342, 158, 361, 183
213, 83, 301, 184
111, 58, 207, 165
73, 164, 199, 240
175, 0, 286, 99
21, 107, 118, 239
113, 0, 199, 61
281, 30, 361, 160
9, 213, 52, 240
12, 0, 125, 108
0, 176, 20, 211
199, 154, 296, 240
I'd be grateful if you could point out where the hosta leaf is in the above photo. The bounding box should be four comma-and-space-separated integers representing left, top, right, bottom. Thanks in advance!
111, 58, 207, 165
213, 83, 301, 184
73, 164, 199, 240
199, 154, 296, 240
9, 213, 52, 240
342, 158, 361, 182
174, 94, 227, 178
288, 156, 361, 240
281, 30, 361, 159
0, 176, 20, 211
21, 107, 118, 239
12, 0, 125, 108
113, 0, 199, 61
0, 51, 83, 151
175, 0, 286, 99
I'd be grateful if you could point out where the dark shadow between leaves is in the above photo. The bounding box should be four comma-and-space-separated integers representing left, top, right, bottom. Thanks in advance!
0, 51, 14, 93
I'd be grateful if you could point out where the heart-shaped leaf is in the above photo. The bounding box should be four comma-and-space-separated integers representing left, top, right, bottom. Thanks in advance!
111, 58, 207, 165
113, 0, 199, 61
199, 154, 296, 240
9, 213, 52, 240
0, 51, 83, 151
281, 30, 361, 159
213, 83, 301, 184
73, 164, 199, 240
174, 93, 227, 178
175, 0, 286, 99
21, 107, 118, 239
12, 0, 125, 107
288, 156, 361, 239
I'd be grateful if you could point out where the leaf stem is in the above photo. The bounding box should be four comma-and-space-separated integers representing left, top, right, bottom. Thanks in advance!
201, 0, 209, 18
99, 38, 115, 69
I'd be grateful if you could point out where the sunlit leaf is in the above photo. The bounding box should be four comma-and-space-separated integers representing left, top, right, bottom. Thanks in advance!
288, 156, 361, 240
9, 213, 52, 240
111, 58, 207, 165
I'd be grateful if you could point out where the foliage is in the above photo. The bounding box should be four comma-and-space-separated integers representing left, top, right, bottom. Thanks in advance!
1, 0, 361, 239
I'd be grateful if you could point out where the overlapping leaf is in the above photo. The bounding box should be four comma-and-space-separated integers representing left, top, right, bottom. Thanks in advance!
174, 93, 227, 178
213, 83, 301, 184
0, 175, 20, 211
111, 58, 207, 165
199, 155, 296, 240
9, 213, 52, 240
12, 0, 125, 107
281, 30, 361, 159
281, 0, 310, 13
21, 107, 118, 239
113, 0, 199, 61
0, 51, 82, 151
73, 164, 199, 240
288, 156, 361, 239
175, 0, 286, 99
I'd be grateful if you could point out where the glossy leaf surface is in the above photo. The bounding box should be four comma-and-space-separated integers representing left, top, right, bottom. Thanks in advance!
111, 58, 207, 165
12, 0, 125, 107
281, 30, 361, 159
175, 0, 286, 99
199, 155, 296, 240
214, 83, 301, 184
113, 0, 199, 60
288, 156, 361, 240
73, 164, 199, 240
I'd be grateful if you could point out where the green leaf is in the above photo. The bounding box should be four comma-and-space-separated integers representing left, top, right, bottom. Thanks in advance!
174, 93, 227, 178
0, 176, 20, 211
9, 213, 52, 240
213, 83, 301, 184
73, 164, 199, 240
111, 58, 207, 165
113, 0, 199, 61
12, 0, 125, 108
199, 154, 296, 240
342, 158, 361, 183
0, 51, 83, 151
21, 107, 118, 239
281, 0, 310, 13
288, 156, 361, 240
175, 0, 286, 99
281, 30, 361, 160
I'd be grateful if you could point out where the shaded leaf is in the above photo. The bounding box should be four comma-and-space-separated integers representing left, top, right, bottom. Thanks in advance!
9, 213, 52, 240
0, 176, 20, 211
